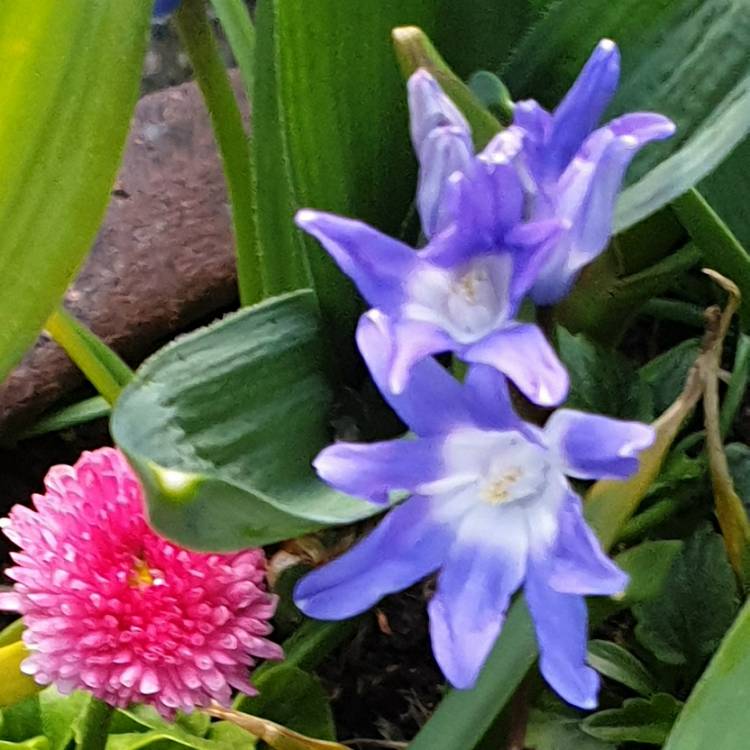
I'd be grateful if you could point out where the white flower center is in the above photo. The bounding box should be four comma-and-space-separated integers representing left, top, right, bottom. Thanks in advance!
404, 255, 512, 344
422, 429, 565, 551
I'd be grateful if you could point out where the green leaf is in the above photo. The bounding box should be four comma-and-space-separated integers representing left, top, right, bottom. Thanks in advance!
111, 291, 384, 551
662, 596, 750, 749
18, 397, 111, 440
253, 0, 437, 341
44, 307, 133, 405
557, 327, 653, 420
175, 0, 260, 306
500, 0, 750, 232
39, 689, 91, 750
0, 697, 42, 742
587, 640, 659, 697
237, 666, 335, 741
526, 699, 614, 750
0, 740, 48, 750
639, 339, 702, 416
116, 707, 255, 750
582, 693, 682, 745
0, 0, 150, 383
634, 527, 738, 670
615, 540, 683, 605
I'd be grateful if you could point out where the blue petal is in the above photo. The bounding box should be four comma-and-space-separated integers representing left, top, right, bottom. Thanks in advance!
408, 70, 471, 152
463, 323, 569, 407
525, 564, 600, 709
560, 113, 676, 268
422, 159, 523, 266
153, 0, 181, 17
294, 496, 449, 620
428, 514, 527, 689
356, 311, 475, 436
417, 126, 474, 238
546, 493, 628, 595
544, 409, 655, 480
463, 366, 522, 432
295, 210, 416, 312
548, 39, 621, 177
313, 436, 444, 504
385, 319, 454, 395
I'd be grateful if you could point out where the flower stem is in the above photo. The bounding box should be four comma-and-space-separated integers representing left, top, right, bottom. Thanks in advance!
175, 0, 261, 306
640, 298, 707, 328
77, 697, 114, 750
720, 332, 750, 438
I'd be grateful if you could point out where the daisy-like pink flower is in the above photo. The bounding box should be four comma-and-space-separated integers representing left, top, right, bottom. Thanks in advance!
0, 447, 282, 717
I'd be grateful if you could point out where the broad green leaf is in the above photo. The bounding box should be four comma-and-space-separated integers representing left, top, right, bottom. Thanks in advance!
39, 689, 91, 750
662, 596, 750, 750
587, 641, 658, 697
615, 541, 683, 605
634, 528, 738, 672
236, 666, 335, 741
0, 0, 150, 383
557, 327, 653, 420
0, 621, 24, 650
116, 706, 255, 750
526, 698, 614, 750
500, 0, 750, 232
582, 693, 682, 745
253, 0, 437, 343
639, 339, 702, 416
111, 291, 385, 551
0, 740, 47, 750
0, 697, 42, 743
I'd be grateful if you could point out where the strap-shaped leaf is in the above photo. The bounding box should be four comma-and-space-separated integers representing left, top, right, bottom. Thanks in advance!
111, 291, 384, 551
0, 0, 151, 382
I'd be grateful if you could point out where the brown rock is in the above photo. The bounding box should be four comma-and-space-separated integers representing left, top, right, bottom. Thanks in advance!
0, 74, 245, 437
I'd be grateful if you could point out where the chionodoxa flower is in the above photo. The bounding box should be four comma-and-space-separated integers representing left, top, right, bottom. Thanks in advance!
0, 448, 282, 717
295, 312, 654, 708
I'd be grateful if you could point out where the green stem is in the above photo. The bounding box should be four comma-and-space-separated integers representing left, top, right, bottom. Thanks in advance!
618, 495, 693, 545
77, 698, 113, 750
209, 0, 255, 98
175, 0, 261, 305
45, 307, 132, 405
720, 333, 750, 438
640, 298, 707, 328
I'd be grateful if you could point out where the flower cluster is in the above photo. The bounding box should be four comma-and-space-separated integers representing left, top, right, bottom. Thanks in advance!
293, 41, 671, 708
0, 448, 282, 717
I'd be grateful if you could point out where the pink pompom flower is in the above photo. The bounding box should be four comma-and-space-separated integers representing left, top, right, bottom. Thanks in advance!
0, 447, 282, 717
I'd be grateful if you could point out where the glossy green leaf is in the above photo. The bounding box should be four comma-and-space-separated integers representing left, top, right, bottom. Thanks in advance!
639, 339, 702, 416
237, 666, 335, 741
111, 291, 385, 551
587, 641, 658, 697
662, 596, 750, 749
526, 698, 614, 750
557, 328, 653, 420
0, 697, 42, 743
500, 0, 750, 232
582, 694, 682, 745
633, 528, 738, 672
253, 0, 437, 341
39, 690, 91, 750
0, 740, 47, 750
0, 0, 150, 383
615, 541, 683, 605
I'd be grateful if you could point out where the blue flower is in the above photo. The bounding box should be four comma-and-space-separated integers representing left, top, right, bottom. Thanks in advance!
294, 311, 654, 708
410, 40, 676, 304
153, 0, 181, 18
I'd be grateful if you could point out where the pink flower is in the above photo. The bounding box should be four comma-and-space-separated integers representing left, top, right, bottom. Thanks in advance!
0, 448, 282, 717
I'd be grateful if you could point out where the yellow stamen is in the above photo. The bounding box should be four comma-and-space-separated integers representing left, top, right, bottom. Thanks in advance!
129, 558, 154, 589
482, 468, 522, 505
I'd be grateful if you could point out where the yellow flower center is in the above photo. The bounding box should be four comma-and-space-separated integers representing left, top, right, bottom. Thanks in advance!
482, 468, 522, 505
